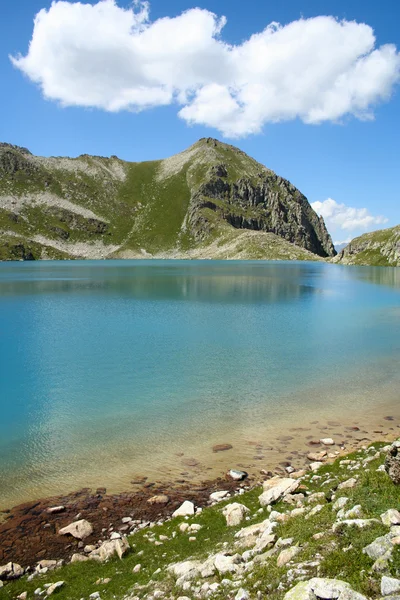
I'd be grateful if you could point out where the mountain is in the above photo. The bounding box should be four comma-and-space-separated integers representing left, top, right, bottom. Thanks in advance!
0, 138, 335, 261
334, 225, 400, 266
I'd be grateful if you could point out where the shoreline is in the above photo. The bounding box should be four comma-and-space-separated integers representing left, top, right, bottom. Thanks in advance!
1, 415, 399, 569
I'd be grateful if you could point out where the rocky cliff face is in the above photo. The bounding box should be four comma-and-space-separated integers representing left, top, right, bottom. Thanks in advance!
334, 225, 400, 266
0, 138, 335, 261
188, 159, 335, 258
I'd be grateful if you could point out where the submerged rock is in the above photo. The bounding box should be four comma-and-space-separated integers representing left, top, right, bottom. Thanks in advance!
212, 444, 233, 453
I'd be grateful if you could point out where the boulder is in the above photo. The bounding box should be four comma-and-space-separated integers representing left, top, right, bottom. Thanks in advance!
70, 554, 90, 563
168, 560, 202, 583
333, 497, 349, 511
222, 503, 250, 526
235, 519, 272, 540
259, 477, 299, 507
172, 501, 195, 518
214, 553, 240, 574
0, 562, 24, 580
309, 462, 323, 472
284, 578, 368, 600
36, 560, 60, 573
381, 576, 400, 596
96, 536, 129, 561
363, 535, 394, 560
332, 519, 380, 533
255, 533, 276, 552
47, 581, 64, 596
277, 546, 301, 567
381, 509, 400, 527
385, 442, 400, 484
58, 519, 93, 540
337, 478, 358, 490
235, 589, 249, 600
210, 490, 229, 501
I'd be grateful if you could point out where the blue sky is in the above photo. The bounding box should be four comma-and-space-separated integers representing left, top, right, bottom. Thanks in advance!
1, 0, 400, 243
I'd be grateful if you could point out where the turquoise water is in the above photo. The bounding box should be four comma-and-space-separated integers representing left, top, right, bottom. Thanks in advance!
0, 260, 399, 508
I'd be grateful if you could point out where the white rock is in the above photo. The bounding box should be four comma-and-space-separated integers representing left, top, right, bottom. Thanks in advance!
58, 519, 93, 540
332, 518, 380, 533
95, 537, 129, 561
214, 553, 240, 574
277, 546, 301, 567
381, 509, 400, 527
305, 504, 324, 520
133, 564, 141, 573
222, 503, 250, 526
235, 519, 272, 540
179, 523, 189, 532
284, 578, 368, 600
46, 506, 65, 514
172, 501, 195, 518
309, 462, 323, 472
333, 497, 349, 511
168, 560, 202, 580
259, 477, 299, 507
381, 576, 400, 595
46, 581, 64, 596
320, 438, 335, 446
235, 588, 249, 600
255, 533, 276, 552
229, 469, 247, 481
337, 505, 363, 520
0, 562, 24, 580
337, 478, 357, 490
210, 491, 229, 502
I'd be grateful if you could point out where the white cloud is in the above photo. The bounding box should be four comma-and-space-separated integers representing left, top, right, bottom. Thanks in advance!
311, 198, 389, 243
11, 1, 400, 137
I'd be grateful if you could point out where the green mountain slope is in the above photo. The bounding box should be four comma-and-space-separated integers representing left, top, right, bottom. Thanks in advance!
0, 139, 335, 261
334, 225, 400, 266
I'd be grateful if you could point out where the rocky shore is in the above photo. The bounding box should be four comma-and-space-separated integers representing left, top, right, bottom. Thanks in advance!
1, 415, 400, 600
2, 436, 400, 600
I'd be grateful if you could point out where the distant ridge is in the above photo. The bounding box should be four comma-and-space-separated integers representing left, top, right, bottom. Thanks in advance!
334, 225, 400, 266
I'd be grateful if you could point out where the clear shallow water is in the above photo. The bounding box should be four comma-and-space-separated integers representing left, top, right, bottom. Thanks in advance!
0, 260, 399, 508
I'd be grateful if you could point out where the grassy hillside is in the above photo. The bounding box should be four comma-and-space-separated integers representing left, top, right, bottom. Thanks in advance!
334, 225, 400, 267
0, 139, 335, 261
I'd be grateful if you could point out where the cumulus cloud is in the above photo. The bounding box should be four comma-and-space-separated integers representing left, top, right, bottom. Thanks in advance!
312, 198, 388, 243
11, 0, 400, 137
